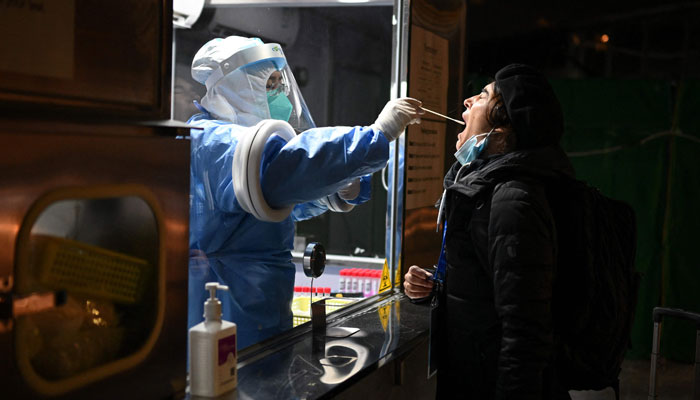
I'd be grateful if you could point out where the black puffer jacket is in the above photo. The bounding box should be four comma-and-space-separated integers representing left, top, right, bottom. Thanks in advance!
435, 145, 575, 400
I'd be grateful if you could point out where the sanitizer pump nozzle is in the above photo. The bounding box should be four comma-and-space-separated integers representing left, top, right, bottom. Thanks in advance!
204, 282, 228, 322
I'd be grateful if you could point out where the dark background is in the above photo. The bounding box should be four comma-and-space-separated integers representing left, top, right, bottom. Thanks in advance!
464, 0, 700, 362
464, 0, 700, 79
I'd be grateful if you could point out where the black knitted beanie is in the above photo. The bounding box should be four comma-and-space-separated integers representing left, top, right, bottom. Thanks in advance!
494, 64, 564, 149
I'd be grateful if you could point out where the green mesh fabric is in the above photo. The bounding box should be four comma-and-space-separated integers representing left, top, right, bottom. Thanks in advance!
659, 81, 700, 362
557, 78, 700, 362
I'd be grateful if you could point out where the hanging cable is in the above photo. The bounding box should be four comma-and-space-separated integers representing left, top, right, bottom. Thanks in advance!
567, 129, 699, 158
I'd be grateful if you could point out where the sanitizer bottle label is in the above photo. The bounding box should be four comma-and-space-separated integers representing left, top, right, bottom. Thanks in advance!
218, 334, 237, 385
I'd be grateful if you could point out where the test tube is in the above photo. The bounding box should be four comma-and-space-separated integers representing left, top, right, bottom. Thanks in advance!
351, 269, 359, 293
339, 269, 347, 292
363, 270, 372, 297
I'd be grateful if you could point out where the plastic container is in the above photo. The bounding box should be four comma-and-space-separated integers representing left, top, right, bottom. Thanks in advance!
36, 234, 149, 304
338, 269, 347, 292
189, 282, 237, 397
362, 270, 372, 297
372, 270, 382, 295
350, 269, 360, 294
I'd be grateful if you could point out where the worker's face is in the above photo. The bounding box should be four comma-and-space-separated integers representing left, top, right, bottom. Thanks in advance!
456, 82, 496, 151
266, 70, 283, 93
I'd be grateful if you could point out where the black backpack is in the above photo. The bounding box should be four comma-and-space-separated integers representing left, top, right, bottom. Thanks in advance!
547, 177, 640, 398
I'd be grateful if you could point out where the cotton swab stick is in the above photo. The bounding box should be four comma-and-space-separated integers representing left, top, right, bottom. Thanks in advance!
420, 107, 465, 125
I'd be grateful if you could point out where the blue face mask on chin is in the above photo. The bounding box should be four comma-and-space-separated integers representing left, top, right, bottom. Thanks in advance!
454, 128, 496, 166
267, 91, 293, 122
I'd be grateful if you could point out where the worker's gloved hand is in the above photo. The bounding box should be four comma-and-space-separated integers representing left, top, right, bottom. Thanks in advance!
338, 178, 361, 201
372, 97, 424, 141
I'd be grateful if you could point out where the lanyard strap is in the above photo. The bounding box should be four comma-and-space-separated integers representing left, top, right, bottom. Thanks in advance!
433, 221, 447, 284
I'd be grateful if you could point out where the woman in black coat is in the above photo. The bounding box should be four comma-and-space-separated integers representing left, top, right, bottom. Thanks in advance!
404, 64, 575, 400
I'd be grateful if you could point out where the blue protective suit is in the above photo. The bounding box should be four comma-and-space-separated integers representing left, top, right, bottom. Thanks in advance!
187, 111, 389, 349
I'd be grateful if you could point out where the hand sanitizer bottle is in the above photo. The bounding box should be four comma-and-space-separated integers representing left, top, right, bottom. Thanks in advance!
189, 282, 237, 397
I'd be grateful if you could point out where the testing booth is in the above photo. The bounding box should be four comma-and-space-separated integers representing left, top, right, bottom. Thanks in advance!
0, 0, 466, 398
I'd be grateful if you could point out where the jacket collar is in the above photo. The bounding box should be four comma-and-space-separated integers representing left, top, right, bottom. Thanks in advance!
443, 145, 575, 199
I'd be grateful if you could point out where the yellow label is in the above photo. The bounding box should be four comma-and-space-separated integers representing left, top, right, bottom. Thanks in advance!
394, 258, 402, 288
378, 303, 391, 331
379, 260, 392, 294
395, 300, 400, 323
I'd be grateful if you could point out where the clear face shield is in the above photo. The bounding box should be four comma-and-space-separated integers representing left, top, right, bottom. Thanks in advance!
263, 64, 316, 133
205, 43, 316, 133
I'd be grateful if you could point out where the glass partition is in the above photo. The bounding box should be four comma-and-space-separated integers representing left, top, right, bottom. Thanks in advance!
174, 2, 396, 349
14, 192, 163, 395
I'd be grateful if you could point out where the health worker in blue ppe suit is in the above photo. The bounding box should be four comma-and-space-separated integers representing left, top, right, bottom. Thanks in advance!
187, 36, 423, 349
